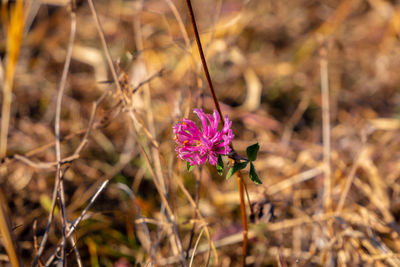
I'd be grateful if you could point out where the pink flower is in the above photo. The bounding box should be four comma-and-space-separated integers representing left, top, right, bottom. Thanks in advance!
173, 109, 234, 166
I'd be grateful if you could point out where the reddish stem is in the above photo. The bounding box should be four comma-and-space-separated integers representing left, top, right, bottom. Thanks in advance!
237, 172, 248, 266
184, 1, 248, 266
184, 0, 224, 124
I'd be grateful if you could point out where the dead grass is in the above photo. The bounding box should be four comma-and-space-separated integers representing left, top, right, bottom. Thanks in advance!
2, 0, 400, 266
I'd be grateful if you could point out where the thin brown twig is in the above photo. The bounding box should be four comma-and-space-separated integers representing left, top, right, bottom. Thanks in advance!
320, 44, 331, 212
14, 154, 78, 169
54, 3, 76, 265
32, 3, 76, 265
57, 169, 68, 267
242, 177, 254, 216
131, 68, 165, 94
336, 148, 364, 212
189, 227, 206, 267
44, 180, 109, 266
33, 220, 38, 259
32, 168, 61, 266
68, 236, 82, 267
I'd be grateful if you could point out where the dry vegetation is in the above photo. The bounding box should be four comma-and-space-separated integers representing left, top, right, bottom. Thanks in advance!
2, 0, 400, 266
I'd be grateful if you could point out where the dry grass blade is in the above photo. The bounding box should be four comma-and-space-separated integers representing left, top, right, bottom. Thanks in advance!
165, 0, 191, 51
175, 174, 217, 265
4, 0, 400, 266
0, 0, 24, 159
320, 44, 331, 212
0, 188, 21, 267
267, 167, 324, 195
188, 226, 205, 267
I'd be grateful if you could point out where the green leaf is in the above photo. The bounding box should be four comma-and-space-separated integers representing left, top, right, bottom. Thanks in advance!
246, 143, 260, 162
226, 161, 248, 179
187, 162, 194, 172
217, 155, 224, 176
249, 162, 262, 184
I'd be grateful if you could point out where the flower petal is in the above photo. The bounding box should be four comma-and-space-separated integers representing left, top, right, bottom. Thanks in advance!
174, 108, 234, 166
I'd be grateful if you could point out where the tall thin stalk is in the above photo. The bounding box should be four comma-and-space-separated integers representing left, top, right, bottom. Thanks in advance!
184, 1, 248, 265
184, 0, 223, 123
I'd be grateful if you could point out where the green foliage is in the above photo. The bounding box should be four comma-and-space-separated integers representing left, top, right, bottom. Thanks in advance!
226, 161, 248, 179
217, 155, 224, 176
225, 144, 262, 184
246, 143, 260, 161
187, 161, 194, 172
249, 162, 262, 184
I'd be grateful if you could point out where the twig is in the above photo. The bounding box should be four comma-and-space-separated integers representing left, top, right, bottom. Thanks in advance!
242, 178, 254, 216
33, 220, 38, 260
54, 3, 76, 265
58, 171, 68, 267
336, 148, 363, 212
14, 154, 79, 169
32, 168, 61, 266
189, 227, 205, 267
44, 180, 109, 266
32, 3, 76, 265
320, 44, 331, 211
68, 235, 82, 267
131, 68, 165, 94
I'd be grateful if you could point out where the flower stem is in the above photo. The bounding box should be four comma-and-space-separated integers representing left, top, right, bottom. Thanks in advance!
184, 0, 224, 124
184, 1, 248, 265
237, 171, 248, 266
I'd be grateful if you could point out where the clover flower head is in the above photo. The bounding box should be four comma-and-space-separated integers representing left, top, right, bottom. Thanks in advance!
173, 108, 234, 166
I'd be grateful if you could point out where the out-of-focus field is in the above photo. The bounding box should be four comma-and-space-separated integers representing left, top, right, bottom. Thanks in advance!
2, 0, 400, 266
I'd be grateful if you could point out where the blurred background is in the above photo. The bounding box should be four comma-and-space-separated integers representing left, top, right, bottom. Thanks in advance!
2, 0, 400, 266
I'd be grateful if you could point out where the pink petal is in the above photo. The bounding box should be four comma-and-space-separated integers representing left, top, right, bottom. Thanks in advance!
208, 152, 218, 165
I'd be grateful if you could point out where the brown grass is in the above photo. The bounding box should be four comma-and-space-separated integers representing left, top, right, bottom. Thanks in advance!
2, 0, 400, 266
